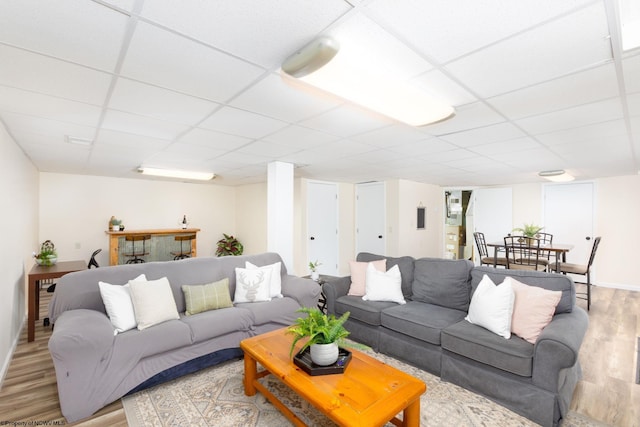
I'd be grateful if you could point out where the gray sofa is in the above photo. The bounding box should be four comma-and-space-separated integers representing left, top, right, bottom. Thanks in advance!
47, 252, 320, 423
323, 252, 589, 427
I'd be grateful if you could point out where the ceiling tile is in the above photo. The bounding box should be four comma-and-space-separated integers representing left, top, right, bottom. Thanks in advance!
487, 63, 620, 120
627, 92, 640, 116
94, 129, 173, 151
230, 73, 342, 122
366, 0, 595, 63
178, 128, 251, 151
351, 124, 430, 148
445, 2, 611, 97
299, 104, 392, 137
237, 140, 302, 158
388, 138, 458, 157
0, 0, 129, 71
515, 98, 624, 135
0, 45, 112, 105
199, 106, 289, 139
421, 102, 505, 136
263, 124, 339, 148
121, 22, 265, 102
139, 0, 351, 68
162, 142, 227, 160
469, 136, 541, 156
623, 54, 640, 94
108, 78, 219, 125
0, 111, 96, 143
101, 109, 189, 140
411, 69, 477, 107
440, 122, 526, 147
0, 86, 102, 127
535, 119, 629, 147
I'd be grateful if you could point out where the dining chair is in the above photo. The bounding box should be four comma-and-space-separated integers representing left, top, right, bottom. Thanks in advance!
534, 232, 554, 270
504, 235, 547, 271
551, 237, 601, 311
473, 232, 508, 267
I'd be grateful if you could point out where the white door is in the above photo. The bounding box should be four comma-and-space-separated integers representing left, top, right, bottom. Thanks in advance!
308, 181, 338, 275
543, 182, 594, 265
356, 182, 385, 255
471, 188, 513, 264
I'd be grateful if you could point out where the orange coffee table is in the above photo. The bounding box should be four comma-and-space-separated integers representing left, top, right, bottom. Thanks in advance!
240, 328, 426, 427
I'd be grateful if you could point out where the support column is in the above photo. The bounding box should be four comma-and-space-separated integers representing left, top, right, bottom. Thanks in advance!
267, 161, 294, 271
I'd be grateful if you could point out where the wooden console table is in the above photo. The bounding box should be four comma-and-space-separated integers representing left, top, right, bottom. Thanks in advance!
105, 228, 200, 266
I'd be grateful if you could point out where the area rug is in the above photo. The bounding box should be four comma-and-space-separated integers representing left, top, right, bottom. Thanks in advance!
122, 350, 603, 427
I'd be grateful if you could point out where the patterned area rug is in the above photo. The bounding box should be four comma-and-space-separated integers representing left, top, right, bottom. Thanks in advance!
122, 350, 603, 427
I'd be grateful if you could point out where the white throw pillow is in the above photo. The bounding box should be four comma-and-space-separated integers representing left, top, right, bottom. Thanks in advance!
362, 264, 406, 305
129, 277, 180, 330
99, 273, 146, 335
465, 274, 515, 339
234, 267, 272, 303
246, 261, 282, 298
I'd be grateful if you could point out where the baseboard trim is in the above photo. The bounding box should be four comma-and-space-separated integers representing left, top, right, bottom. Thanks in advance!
0, 315, 26, 389
594, 282, 640, 292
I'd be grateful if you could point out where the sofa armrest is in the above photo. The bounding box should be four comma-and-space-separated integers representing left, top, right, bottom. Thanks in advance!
322, 276, 351, 315
48, 309, 116, 421
281, 275, 321, 308
532, 307, 589, 391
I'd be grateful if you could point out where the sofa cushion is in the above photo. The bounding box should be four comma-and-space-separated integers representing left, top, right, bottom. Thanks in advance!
465, 274, 515, 339
470, 267, 574, 314
246, 261, 282, 298
181, 307, 254, 343
411, 258, 473, 311
362, 264, 406, 305
129, 277, 180, 330
442, 320, 534, 377
509, 277, 561, 344
98, 273, 146, 334
356, 253, 415, 297
234, 267, 272, 303
381, 301, 467, 346
113, 319, 193, 359
235, 297, 301, 326
335, 295, 397, 326
182, 278, 233, 316
348, 259, 387, 296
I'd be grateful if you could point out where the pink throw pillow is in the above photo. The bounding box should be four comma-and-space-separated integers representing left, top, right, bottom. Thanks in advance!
348, 259, 387, 296
509, 277, 561, 344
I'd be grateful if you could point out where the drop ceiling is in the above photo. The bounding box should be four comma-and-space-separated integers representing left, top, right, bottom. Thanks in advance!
0, 0, 638, 187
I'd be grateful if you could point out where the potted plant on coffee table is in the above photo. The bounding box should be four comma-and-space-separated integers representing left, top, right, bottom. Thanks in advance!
287, 307, 351, 366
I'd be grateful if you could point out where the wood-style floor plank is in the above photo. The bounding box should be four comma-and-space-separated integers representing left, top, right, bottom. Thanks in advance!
0, 284, 638, 426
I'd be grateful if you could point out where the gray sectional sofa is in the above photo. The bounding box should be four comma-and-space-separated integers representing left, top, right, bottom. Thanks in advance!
323, 252, 589, 427
47, 252, 320, 423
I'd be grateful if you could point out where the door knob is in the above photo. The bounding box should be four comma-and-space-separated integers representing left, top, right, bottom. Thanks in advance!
586, 236, 591, 241
310, 237, 315, 240
378, 235, 383, 239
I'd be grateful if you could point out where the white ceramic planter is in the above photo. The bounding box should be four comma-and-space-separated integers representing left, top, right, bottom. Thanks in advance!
310, 342, 339, 366
311, 271, 320, 281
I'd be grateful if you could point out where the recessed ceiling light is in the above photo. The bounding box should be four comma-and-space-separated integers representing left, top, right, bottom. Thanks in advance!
138, 167, 215, 181
538, 170, 574, 182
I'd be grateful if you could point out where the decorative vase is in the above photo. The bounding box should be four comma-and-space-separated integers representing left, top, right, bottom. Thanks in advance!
36, 256, 57, 266
311, 271, 320, 281
310, 342, 339, 366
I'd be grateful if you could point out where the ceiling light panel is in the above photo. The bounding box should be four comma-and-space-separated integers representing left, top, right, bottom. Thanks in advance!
138, 167, 214, 181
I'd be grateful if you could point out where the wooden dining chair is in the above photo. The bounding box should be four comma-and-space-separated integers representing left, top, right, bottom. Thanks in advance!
504, 235, 547, 271
551, 237, 601, 311
473, 232, 508, 267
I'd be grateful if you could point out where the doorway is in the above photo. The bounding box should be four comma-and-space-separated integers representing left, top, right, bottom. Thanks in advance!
444, 190, 472, 260
356, 182, 386, 255
307, 181, 339, 276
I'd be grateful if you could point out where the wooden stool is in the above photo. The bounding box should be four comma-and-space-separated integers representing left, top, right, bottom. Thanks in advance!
124, 235, 151, 264
171, 234, 195, 260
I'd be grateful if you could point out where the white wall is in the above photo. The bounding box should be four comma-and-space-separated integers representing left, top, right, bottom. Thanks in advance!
236, 182, 268, 256
39, 173, 237, 266
0, 123, 38, 384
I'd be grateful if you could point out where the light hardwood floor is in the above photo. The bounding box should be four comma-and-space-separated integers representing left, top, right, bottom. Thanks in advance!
0, 284, 638, 426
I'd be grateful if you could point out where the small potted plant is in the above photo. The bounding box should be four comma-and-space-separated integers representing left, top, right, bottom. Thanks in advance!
287, 307, 350, 366
308, 260, 322, 281
109, 217, 122, 232
34, 240, 58, 266
215, 233, 244, 256
512, 223, 543, 238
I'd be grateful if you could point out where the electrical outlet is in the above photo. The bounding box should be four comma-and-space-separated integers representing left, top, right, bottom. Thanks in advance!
75, 242, 81, 249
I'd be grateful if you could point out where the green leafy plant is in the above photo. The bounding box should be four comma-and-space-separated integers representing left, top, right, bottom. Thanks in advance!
287, 307, 351, 358
512, 223, 544, 238
34, 240, 57, 266
215, 233, 244, 256
308, 260, 322, 272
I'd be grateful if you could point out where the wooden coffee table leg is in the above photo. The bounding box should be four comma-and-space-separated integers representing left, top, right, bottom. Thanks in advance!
403, 398, 421, 427
243, 353, 257, 396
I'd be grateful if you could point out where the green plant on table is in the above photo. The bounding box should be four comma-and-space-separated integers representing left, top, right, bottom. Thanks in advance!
34, 240, 57, 266
512, 223, 544, 238
287, 307, 350, 358
215, 233, 244, 256
308, 260, 322, 272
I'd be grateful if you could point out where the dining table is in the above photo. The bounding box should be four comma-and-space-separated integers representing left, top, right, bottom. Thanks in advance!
486, 241, 574, 272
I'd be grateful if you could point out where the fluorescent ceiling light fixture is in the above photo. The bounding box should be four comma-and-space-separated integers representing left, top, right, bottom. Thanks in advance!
538, 170, 574, 182
618, 0, 640, 51
65, 135, 93, 146
282, 37, 455, 127
138, 167, 215, 181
